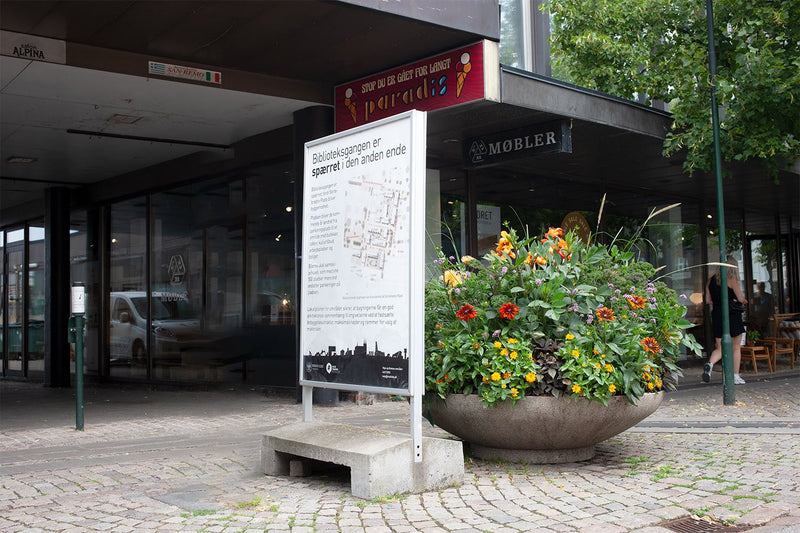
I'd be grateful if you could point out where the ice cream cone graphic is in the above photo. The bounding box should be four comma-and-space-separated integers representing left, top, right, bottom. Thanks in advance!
456, 52, 472, 98
344, 87, 357, 124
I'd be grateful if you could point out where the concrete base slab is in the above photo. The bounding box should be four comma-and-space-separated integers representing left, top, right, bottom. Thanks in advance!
261, 421, 463, 499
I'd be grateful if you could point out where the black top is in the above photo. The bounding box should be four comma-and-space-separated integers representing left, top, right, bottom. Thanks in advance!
708, 275, 745, 338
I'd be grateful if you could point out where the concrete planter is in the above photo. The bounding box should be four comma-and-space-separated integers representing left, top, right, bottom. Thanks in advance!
425, 392, 663, 463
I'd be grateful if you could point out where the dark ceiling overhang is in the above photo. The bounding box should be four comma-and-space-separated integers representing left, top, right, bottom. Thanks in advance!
422, 68, 799, 233
0, 0, 498, 86
1, 0, 499, 221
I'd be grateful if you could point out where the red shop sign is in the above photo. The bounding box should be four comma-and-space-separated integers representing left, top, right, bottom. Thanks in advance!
334, 42, 485, 132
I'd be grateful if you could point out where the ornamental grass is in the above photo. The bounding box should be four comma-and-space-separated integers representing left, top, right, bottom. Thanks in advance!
425, 215, 702, 407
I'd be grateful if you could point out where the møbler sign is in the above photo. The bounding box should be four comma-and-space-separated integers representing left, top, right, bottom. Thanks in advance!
465, 120, 572, 166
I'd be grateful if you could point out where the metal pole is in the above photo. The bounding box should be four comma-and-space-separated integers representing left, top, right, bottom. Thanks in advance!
706, 0, 734, 404
71, 282, 86, 429
74, 315, 85, 430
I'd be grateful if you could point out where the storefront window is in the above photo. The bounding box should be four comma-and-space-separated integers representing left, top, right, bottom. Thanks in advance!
245, 165, 297, 387
70, 211, 97, 376
0, 231, 4, 374
27, 225, 46, 376
6, 228, 24, 373
109, 199, 148, 379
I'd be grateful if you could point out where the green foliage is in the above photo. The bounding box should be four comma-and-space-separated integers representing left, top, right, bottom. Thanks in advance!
425, 214, 701, 408
543, 0, 800, 178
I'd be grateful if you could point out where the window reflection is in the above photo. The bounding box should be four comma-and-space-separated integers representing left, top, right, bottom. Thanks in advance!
109, 199, 148, 378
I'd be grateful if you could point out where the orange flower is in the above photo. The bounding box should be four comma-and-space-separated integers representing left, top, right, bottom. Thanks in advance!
626, 295, 647, 309
545, 227, 563, 239
456, 304, 477, 321
498, 302, 519, 320
596, 307, 615, 322
641, 337, 661, 354
572, 384, 582, 394
493, 231, 516, 259
525, 372, 537, 383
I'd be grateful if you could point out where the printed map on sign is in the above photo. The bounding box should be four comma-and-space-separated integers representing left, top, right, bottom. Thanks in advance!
342, 166, 410, 281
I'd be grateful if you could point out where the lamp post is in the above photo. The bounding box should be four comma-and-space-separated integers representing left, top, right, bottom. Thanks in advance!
706, 0, 734, 404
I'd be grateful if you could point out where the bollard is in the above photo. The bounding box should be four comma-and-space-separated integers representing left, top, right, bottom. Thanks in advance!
71, 282, 86, 431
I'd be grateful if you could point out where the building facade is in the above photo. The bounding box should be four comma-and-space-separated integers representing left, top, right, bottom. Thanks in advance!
1, 1, 798, 389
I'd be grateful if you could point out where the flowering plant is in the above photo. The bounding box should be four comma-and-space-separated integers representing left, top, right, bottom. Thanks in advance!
425, 222, 702, 407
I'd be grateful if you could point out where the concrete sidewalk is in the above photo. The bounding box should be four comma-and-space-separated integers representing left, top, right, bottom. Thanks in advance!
1, 358, 799, 532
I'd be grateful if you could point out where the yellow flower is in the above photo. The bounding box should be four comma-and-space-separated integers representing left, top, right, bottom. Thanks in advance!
525, 372, 537, 383
507, 338, 517, 344
510, 351, 518, 360
566, 333, 575, 340
604, 364, 614, 373
572, 384, 582, 394
571, 349, 580, 357
511, 387, 518, 397
442, 270, 462, 287
491, 372, 501, 381
609, 384, 617, 393
600, 353, 606, 358
500, 348, 509, 356
647, 382, 655, 391
461, 255, 476, 264
494, 341, 502, 348
501, 384, 507, 389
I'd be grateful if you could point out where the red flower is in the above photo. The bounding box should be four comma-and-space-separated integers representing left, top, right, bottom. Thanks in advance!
596, 307, 615, 322
641, 337, 661, 354
498, 302, 519, 320
456, 304, 478, 321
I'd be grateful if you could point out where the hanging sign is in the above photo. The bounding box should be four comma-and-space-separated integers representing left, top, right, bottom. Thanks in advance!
465, 120, 572, 166
148, 61, 222, 84
334, 42, 485, 132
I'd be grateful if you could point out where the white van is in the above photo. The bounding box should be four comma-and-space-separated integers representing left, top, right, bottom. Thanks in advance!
109, 291, 201, 363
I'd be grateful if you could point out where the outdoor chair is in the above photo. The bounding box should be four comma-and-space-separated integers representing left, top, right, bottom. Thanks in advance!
740, 344, 773, 374
757, 313, 800, 370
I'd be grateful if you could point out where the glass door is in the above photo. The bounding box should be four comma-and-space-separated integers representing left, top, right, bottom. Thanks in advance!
5, 228, 25, 376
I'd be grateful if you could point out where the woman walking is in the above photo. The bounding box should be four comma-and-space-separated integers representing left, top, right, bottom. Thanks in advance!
702, 262, 748, 384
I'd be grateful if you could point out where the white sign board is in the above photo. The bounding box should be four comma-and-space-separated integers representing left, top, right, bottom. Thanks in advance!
300, 110, 426, 396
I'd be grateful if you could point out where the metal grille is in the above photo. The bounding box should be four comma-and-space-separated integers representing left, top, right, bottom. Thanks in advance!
660, 517, 752, 533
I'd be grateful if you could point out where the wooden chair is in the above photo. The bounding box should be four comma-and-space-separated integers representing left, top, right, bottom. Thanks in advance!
740, 344, 773, 374
758, 313, 800, 370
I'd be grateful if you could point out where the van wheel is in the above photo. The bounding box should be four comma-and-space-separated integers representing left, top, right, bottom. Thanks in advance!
132, 340, 147, 364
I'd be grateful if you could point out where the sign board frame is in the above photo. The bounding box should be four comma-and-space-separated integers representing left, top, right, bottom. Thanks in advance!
299, 110, 427, 460
300, 110, 426, 391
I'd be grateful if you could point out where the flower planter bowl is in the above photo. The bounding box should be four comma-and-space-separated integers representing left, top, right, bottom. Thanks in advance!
425, 392, 663, 464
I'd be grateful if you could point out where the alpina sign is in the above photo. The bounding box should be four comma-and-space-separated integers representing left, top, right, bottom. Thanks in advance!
465, 120, 572, 166
0, 31, 66, 64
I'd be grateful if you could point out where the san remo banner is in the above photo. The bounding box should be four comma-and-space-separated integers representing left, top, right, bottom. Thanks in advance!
299, 110, 427, 396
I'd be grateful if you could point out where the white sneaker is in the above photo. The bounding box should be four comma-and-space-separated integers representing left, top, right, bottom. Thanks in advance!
734, 374, 746, 385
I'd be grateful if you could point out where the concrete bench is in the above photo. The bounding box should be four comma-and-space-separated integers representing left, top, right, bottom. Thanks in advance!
261, 421, 463, 499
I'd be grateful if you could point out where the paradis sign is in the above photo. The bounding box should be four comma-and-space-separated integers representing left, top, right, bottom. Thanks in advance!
334, 42, 485, 132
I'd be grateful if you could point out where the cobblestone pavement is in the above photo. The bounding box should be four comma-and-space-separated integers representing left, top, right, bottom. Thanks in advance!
1, 359, 799, 532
